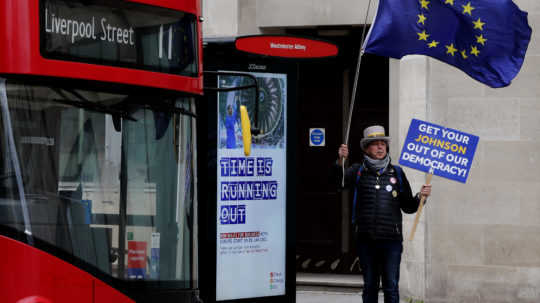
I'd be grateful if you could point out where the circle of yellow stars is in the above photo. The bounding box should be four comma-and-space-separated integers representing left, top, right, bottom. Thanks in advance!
416, 0, 487, 60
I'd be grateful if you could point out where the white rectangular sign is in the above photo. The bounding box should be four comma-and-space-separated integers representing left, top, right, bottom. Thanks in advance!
216, 71, 287, 300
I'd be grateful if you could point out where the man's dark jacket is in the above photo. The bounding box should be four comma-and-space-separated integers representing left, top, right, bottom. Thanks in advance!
335, 161, 421, 241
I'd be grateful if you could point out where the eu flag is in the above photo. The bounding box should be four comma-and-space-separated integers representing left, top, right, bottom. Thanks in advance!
363, 0, 532, 88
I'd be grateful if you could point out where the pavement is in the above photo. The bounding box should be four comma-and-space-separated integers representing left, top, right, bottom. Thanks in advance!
296, 289, 384, 303
295, 273, 400, 303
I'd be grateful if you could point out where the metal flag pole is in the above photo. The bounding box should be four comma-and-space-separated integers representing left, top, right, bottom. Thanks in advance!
342, 0, 374, 186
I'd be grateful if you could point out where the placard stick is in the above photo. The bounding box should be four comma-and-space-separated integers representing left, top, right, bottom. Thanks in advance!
409, 172, 433, 241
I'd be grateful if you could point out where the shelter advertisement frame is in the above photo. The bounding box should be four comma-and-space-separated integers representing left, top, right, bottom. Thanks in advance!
216, 71, 287, 300
199, 42, 297, 303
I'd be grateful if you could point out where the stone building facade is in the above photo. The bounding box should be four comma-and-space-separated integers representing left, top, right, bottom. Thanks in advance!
202, 1, 540, 302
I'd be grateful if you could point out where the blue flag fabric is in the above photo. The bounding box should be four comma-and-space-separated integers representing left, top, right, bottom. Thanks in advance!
363, 0, 532, 88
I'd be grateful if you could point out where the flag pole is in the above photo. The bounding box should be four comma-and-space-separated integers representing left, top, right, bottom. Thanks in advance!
342, 0, 374, 186
409, 170, 433, 241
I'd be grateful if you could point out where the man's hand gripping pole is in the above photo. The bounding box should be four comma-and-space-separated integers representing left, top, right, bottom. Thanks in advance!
409, 169, 434, 241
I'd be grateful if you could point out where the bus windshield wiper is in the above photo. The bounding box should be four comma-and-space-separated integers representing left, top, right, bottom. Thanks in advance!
52, 98, 137, 121
142, 103, 197, 118
52, 88, 137, 121
111, 95, 197, 118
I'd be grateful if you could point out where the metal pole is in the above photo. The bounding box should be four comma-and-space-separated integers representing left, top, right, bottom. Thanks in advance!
342, 0, 374, 185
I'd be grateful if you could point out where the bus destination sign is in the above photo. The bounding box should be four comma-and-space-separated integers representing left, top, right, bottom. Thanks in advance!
44, 7, 136, 46
40, 0, 198, 77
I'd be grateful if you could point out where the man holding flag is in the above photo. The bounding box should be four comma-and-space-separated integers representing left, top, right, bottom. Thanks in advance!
335, 125, 431, 303
331, 0, 529, 301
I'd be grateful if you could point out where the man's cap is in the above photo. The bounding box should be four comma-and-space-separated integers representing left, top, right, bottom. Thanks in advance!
360, 125, 390, 150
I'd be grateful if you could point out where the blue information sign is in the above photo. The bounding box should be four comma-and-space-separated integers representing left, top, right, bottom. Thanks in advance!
399, 119, 479, 183
310, 128, 325, 146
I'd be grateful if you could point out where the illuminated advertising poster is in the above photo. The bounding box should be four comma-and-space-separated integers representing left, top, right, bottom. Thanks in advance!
216, 72, 287, 300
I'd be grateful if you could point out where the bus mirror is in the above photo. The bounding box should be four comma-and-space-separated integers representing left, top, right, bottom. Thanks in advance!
203, 71, 261, 138
239, 105, 252, 156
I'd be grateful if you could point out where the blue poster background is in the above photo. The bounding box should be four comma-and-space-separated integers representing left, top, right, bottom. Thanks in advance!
399, 119, 479, 183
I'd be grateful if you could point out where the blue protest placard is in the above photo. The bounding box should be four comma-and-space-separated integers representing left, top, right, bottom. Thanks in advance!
399, 119, 479, 183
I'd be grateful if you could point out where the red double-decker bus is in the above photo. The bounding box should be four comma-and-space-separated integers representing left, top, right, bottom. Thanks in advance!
0, 0, 203, 302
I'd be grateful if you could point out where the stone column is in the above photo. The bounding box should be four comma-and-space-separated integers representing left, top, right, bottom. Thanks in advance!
389, 56, 429, 301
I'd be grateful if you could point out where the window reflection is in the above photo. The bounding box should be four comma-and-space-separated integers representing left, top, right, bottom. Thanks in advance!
0, 79, 195, 284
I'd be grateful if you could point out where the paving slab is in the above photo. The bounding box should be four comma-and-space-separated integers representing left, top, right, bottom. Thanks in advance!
296, 273, 409, 303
